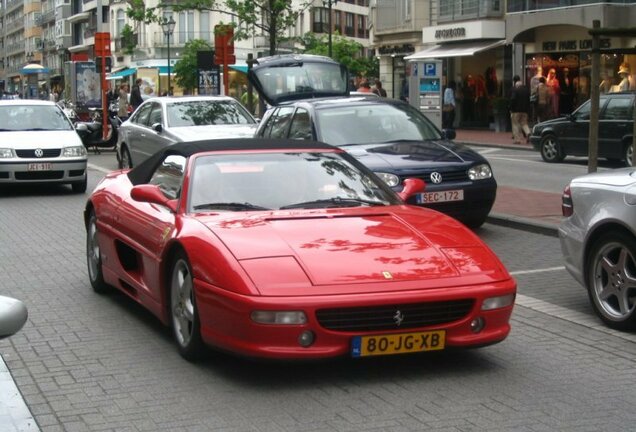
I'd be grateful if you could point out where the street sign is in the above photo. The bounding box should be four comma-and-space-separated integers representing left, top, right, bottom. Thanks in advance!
94, 32, 111, 57
214, 25, 236, 65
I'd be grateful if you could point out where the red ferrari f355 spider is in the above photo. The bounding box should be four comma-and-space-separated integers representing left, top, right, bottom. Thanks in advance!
85, 139, 516, 361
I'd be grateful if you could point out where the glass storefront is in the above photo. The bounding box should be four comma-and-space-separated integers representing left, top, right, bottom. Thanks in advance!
525, 51, 636, 118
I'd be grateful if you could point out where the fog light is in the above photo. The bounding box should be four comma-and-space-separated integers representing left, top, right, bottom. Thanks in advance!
470, 317, 485, 333
298, 331, 315, 347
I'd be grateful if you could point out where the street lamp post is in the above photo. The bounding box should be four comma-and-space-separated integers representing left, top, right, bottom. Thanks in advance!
161, 17, 176, 95
322, 0, 338, 58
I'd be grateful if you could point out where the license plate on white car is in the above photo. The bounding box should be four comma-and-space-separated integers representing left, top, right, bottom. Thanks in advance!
27, 163, 52, 171
416, 190, 464, 204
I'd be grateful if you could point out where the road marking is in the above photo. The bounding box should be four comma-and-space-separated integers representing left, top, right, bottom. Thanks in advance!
515, 294, 636, 343
88, 162, 112, 174
510, 266, 565, 276
476, 148, 500, 155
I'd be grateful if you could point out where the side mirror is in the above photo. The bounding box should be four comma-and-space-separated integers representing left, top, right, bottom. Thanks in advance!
76, 123, 88, 132
397, 178, 426, 201
0, 295, 28, 340
152, 123, 163, 133
131, 184, 177, 212
442, 129, 456, 140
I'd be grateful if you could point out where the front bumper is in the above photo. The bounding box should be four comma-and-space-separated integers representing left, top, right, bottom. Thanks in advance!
0, 159, 87, 184
194, 278, 516, 359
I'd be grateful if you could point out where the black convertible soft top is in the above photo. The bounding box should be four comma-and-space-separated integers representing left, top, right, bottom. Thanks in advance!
127, 138, 337, 185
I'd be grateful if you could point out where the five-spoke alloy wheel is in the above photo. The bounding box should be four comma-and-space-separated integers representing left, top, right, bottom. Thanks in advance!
170, 252, 204, 360
586, 231, 636, 330
540, 134, 565, 163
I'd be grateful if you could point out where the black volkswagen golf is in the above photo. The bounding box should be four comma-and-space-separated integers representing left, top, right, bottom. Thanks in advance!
248, 54, 497, 228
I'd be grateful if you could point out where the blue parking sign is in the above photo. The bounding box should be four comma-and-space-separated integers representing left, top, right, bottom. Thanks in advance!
424, 63, 437, 77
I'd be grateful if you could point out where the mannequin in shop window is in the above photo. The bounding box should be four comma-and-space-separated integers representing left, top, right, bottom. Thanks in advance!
560, 67, 575, 114
546, 68, 560, 118
617, 63, 631, 92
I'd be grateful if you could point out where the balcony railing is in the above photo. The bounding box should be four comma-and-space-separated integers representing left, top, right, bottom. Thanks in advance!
438, 0, 504, 22
507, 0, 634, 13
152, 31, 213, 47
6, 40, 26, 55
5, 19, 25, 33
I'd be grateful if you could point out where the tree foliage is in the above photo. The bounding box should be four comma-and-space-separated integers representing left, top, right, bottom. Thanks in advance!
126, 0, 309, 55
173, 39, 213, 93
298, 32, 379, 79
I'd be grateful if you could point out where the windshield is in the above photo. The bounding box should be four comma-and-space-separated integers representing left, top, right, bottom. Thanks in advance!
188, 151, 400, 212
0, 105, 73, 131
252, 61, 348, 99
315, 103, 442, 146
167, 100, 255, 127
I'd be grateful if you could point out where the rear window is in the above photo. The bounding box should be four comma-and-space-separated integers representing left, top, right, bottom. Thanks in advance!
167, 100, 255, 127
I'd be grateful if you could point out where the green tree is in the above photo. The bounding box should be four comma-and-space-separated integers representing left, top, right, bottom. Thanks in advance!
126, 0, 309, 55
298, 32, 379, 79
173, 39, 213, 93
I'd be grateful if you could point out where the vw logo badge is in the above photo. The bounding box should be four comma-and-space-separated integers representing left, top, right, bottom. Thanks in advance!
34, 148, 44, 158
430, 172, 443, 184
393, 310, 404, 326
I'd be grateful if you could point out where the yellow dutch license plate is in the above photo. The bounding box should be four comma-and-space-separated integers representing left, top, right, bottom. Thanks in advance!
351, 330, 446, 357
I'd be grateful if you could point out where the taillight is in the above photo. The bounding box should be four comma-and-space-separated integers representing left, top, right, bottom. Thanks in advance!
562, 184, 573, 217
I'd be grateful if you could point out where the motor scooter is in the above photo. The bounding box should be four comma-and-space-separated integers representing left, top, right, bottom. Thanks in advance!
75, 108, 119, 154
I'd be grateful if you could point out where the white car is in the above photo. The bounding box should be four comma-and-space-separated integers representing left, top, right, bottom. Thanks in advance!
560, 168, 636, 330
0, 100, 88, 193
116, 96, 259, 168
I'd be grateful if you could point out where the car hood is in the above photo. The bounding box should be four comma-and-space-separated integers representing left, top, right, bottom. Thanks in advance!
168, 124, 258, 141
572, 168, 636, 187
3, 130, 83, 149
342, 140, 480, 171
199, 208, 508, 295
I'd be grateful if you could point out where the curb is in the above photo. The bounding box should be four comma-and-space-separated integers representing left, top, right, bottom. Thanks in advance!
486, 212, 559, 237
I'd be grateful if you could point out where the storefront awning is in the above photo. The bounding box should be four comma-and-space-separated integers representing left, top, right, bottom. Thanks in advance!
158, 66, 174, 76
229, 65, 248, 73
405, 40, 506, 60
106, 68, 137, 80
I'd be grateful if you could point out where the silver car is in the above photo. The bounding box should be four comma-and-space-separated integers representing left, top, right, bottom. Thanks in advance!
560, 168, 636, 330
117, 96, 259, 168
0, 100, 88, 193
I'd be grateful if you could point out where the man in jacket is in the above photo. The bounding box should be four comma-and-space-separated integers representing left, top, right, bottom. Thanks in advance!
129, 79, 144, 112
509, 75, 531, 144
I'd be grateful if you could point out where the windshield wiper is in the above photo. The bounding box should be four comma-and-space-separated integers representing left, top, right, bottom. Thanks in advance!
193, 202, 271, 211
280, 197, 387, 210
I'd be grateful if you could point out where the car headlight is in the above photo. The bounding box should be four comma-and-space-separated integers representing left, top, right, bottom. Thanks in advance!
251, 311, 307, 325
62, 146, 87, 157
0, 148, 15, 158
467, 164, 492, 181
375, 172, 400, 187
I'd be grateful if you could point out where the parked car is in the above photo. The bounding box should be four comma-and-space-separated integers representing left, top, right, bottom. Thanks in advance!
249, 54, 496, 228
116, 96, 259, 169
0, 295, 28, 339
560, 168, 636, 330
0, 100, 88, 193
530, 91, 635, 165
85, 138, 516, 361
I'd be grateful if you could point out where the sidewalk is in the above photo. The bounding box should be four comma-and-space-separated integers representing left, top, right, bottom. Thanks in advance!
453, 128, 562, 236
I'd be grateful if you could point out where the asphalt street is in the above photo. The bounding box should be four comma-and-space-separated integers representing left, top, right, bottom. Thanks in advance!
0, 156, 635, 432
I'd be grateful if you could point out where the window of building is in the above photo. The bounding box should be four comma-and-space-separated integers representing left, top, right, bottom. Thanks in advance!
312, 7, 328, 34
345, 13, 354, 37
116, 9, 125, 36
200, 12, 210, 41
357, 15, 367, 39
177, 11, 195, 44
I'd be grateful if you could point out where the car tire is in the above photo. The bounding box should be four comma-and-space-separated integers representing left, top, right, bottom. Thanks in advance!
169, 251, 204, 361
585, 230, 636, 331
462, 215, 488, 229
539, 134, 565, 163
72, 176, 88, 193
119, 145, 133, 169
624, 142, 633, 167
86, 210, 110, 294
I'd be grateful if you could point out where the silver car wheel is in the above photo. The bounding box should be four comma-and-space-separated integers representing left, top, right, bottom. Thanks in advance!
87, 217, 100, 282
540, 135, 564, 162
625, 143, 633, 167
590, 240, 636, 321
120, 146, 132, 169
171, 258, 195, 348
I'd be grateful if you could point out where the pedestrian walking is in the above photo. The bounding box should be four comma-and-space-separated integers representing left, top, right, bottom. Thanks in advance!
442, 81, 457, 129
536, 77, 550, 123
372, 80, 387, 97
129, 78, 144, 112
509, 75, 531, 144
118, 83, 130, 121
